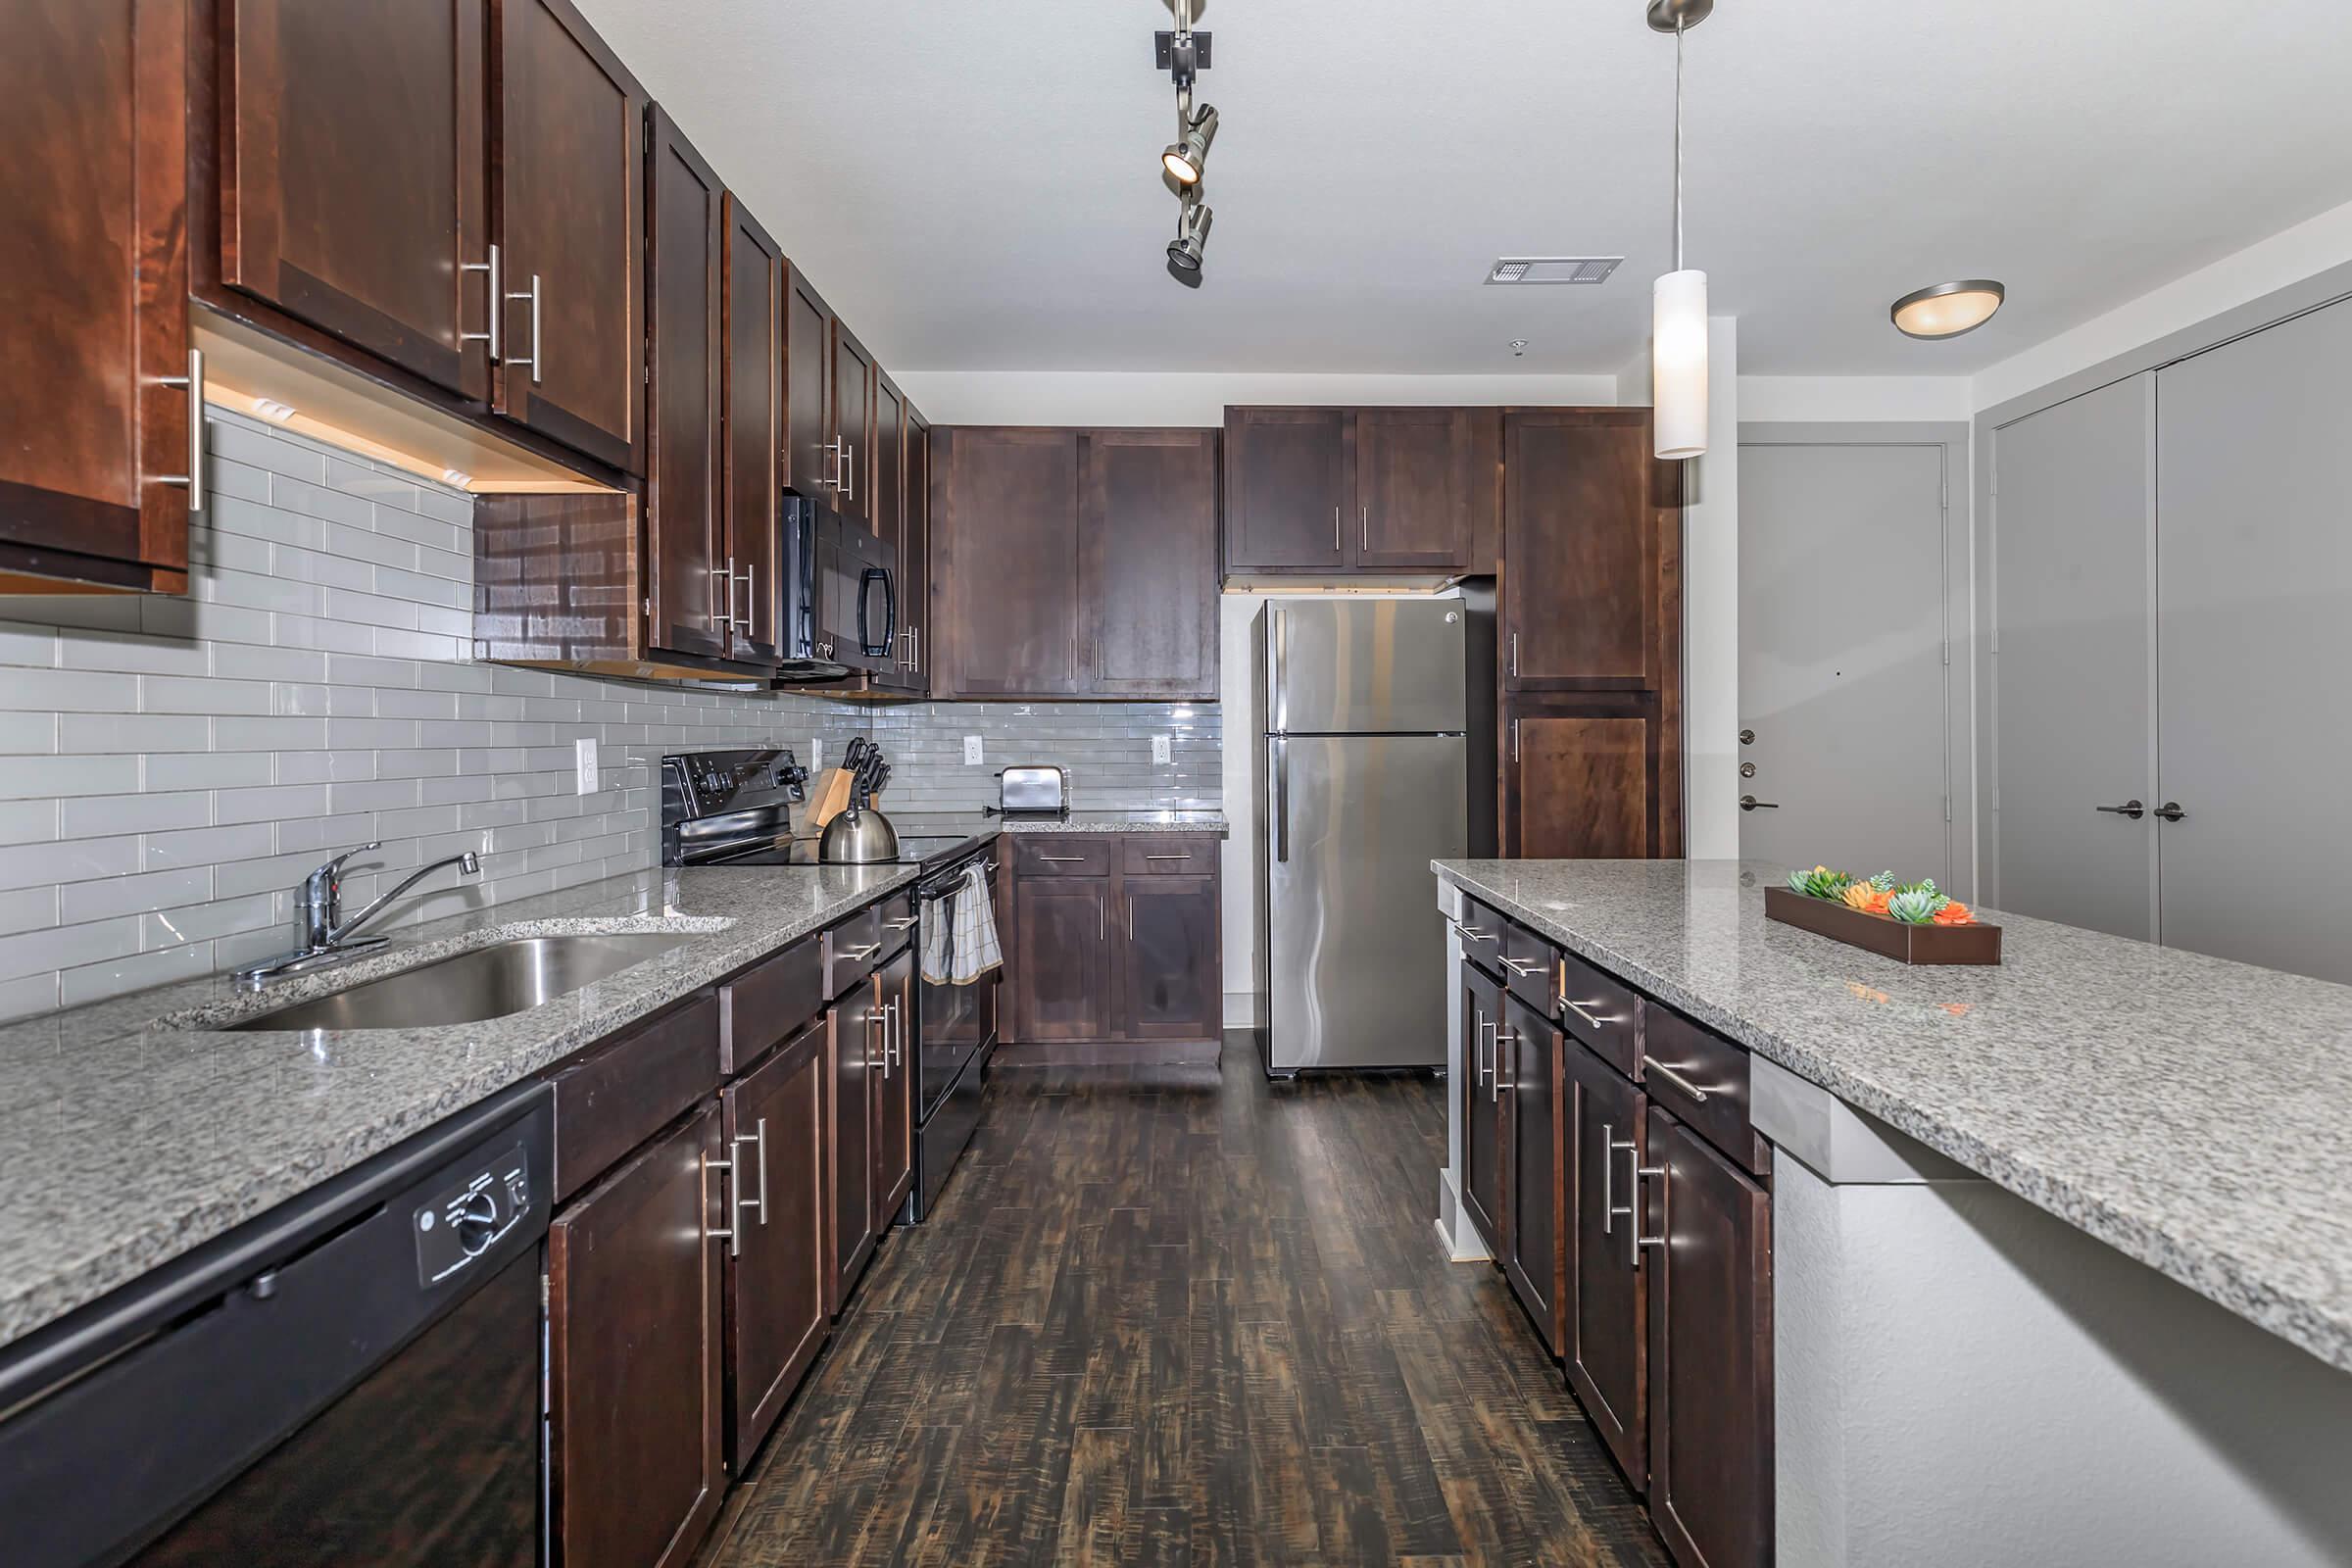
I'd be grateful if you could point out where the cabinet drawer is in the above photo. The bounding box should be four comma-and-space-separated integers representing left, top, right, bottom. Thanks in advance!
1556, 948, 1644, 1080
1456, 899, 1508, 965
1500, 922, 1557, 1015
1120, 837, 1216, 875
875, 889, 919, 958
1013, 837, 1114, 877
722, 936, 822, 1075
823, 906, 884, 999
1642, 1004, 1765, 1175
548, 991, 722, 1202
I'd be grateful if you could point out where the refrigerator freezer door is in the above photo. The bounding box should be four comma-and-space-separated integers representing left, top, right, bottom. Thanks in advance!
1264, 733, 1468, 1072
1265, 600, 1469, 735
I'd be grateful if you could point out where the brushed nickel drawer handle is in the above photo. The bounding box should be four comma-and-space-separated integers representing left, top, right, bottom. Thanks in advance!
1642, 1055, 1712, 1102
882, 916, 919, 931
1634, 1160, 1668, 1260
1457, 925, 1497, 945
1144, 853, 1191, 861
1563, 998, 1615, 1030
1038, 855, 1089, 863
703, 1152, 738, 1255
1499, 956, 1544, 978
839, 941, 882, 961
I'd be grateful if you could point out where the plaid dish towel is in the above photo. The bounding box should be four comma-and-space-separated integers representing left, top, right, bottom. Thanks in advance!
949, 862, 1002, 986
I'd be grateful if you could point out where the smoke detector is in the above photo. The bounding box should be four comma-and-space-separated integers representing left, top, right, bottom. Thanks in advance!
1486, 257, 1623, 285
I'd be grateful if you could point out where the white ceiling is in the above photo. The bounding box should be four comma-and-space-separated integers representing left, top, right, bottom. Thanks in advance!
575, 0, 2352, 378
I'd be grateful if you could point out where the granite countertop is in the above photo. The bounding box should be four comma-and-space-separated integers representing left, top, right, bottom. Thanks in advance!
996, 809, 1228, 836
1433, 858, 2352, 1374
0, 860, 922, 1354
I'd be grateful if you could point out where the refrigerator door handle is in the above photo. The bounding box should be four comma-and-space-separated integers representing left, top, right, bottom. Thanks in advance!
1273, 736, 1290, 862
1272, 607, 1289, 734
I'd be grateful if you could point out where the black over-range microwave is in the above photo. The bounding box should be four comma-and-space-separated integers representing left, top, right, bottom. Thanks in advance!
780, 496, 897, 682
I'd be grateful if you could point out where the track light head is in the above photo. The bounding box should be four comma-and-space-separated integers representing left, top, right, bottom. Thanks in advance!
1166, 199, 1213, 286
1162, 104, 1218, 187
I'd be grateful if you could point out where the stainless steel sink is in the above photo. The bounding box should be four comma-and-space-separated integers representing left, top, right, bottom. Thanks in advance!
226, 933, 698, 1031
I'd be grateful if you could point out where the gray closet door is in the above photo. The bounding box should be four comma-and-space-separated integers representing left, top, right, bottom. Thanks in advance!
2155, 298, 2352, 983
1740, 442, 1951, 886
1991, 373, 2158, 940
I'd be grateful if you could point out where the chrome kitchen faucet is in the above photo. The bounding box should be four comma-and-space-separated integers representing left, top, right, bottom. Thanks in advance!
233, 842, 482, 988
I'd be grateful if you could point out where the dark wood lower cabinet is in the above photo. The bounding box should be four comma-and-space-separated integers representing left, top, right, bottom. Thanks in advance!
1005, 838, 1224, 1047
1459, 959, 1504, 1256
547, 1101, 725, 1568
1500, 991, 1565, 1356
871, 947, 915, 1229
1117, 873, 1220, 1039
1565, 1037, 1648, 1487
1644, 1105, 1773, 1568
1505, 696, 1680, 859
826, 982, 877, 1311
1011, 876, 1113, 1042
721, 1017, 828, 1468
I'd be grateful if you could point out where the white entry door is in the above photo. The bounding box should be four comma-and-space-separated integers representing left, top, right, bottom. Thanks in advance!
1990, 376, 2159, 940
1739, 442, 1951, 885
2154, 297, 2352, 983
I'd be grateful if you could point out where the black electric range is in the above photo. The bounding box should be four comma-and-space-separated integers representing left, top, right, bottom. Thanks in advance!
660, 750, 1002, 1222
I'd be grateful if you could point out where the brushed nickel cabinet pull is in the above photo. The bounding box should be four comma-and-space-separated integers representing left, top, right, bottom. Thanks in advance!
460, 243, 502, 360
703, 1152, 738, 1255
1563, 998, 1614, 1030
156, 349, 206, 513
506, 273, 542, 384
1634, 1160, 1668, 1259
1642, 1055, 1711, 1102
732, 1120, 767, 1235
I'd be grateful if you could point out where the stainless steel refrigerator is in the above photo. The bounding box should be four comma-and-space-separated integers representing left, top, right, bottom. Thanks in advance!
1252, 593, 1496, 1076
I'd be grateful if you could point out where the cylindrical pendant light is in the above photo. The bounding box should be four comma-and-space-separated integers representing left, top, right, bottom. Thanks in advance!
1649, 0, 1712, 460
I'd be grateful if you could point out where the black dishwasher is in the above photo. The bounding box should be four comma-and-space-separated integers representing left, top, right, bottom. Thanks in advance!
0, 1084, 552, 1568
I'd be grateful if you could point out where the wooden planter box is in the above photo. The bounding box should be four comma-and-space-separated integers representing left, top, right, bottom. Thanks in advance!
1764, 886, 2003, 965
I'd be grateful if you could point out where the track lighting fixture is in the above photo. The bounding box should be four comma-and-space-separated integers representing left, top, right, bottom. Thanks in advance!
1163, 103, 1217, 187
1167, 198, 1213, 286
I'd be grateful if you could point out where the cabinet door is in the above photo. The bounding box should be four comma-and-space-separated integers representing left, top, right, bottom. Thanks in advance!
1354, 408, 1489, 570
721, 1017, 827, 1466
645, 107, 725, 662
869, 376, 913, 689
872, 948, 916, 1227
222, 0, 486, 399
1117, 873, 1220, 1040
1645, 1107, 1772, 1568
548, 1102, 725, 1568
1503, 411, 1671, 691
1505, 698, 1677, 859
1459, 960, 1505, 1256
1081, 429, 1220, 698
1013, 878, 1112, 1041
826, 990, 876, 1310
935, 428, 1084, 697
782, 266, 834, 500
901, 409, 932, 692
492, 0, 646, 473
1565, 1042, 1647, 1487
1, 0, 192, 591
1500, 991, 1565, 1355
1222, 407, 1351, 572
830, 322, 875, 524
721, 195, 783, 664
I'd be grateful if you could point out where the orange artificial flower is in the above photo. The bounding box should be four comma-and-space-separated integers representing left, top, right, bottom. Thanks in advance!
1842, 883, 1891, 915
1932, 902, 1975, 926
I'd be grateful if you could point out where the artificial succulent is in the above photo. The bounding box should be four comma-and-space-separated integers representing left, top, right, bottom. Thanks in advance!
1886, 887, 1952, 924
1869, 870, 1897, 892
1787, 864, 1854, 901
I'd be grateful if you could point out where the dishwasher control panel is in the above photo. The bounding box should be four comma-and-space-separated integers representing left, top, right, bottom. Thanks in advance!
413, 1141, 533, 1287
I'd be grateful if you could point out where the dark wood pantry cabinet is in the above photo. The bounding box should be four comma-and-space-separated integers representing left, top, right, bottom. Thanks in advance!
645, 106, 727, 662
0, 0, 194, 593
1505, 698, 1680, 859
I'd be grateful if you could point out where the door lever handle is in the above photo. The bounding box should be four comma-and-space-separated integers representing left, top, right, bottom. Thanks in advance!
2152, 802, 2187, 822
2094, 800, 2146, 819
1739, 795, 1779, 811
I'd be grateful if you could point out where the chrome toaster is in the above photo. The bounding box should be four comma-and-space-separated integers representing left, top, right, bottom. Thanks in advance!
997, 765, 1068, 815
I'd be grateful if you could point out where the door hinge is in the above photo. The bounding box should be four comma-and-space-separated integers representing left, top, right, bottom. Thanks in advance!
1943, 795, 1953, 823
1941, 638, 1950, 665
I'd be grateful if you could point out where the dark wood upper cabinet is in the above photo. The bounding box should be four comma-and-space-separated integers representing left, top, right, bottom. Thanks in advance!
548, 1100, 726, 1568
868, 375, 919, 692
220, 0, 487, 401
1459, 958, 1504, 1256
1645, 1105, 1773, 1568
1116, 873, 1220, 1040
871, 948, 915, 1229
1566, 1038, 1648, 1489
825, 987, 876, 1312
645, 106, 725, 662
1012, 877, 1113, 1043
721, 194, 783, 663
872, 375, 906, 562
1501, 990, 1566, 1356
900, 406, 932, 692
1355, 407, 1494, 571
1502, 410, 1676, 691
0, 0, 192, 594
830, 321, 875, 525
1082, 429, 1220, 700
781, 265, 834, 501
1505, 697, 1681, 859
934, 427, 1084, 698
490, 0, 647, 474
721, 1017, 827, 1468
1223, 406, 1351, 572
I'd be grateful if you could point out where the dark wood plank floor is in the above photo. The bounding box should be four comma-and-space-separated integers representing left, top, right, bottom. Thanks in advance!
703, 1034, 1669, 1568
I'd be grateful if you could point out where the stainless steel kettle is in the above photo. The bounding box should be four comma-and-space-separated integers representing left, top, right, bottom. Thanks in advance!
819, 801, 900, 864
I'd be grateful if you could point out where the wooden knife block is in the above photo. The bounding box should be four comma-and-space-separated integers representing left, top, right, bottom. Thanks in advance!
808, 767, 856, 827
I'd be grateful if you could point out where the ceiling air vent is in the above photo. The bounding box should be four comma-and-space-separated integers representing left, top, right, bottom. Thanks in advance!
1486, 257, 1623, 286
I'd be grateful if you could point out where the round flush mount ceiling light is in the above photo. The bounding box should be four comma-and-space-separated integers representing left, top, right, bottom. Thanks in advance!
1891, 279, 2006, 340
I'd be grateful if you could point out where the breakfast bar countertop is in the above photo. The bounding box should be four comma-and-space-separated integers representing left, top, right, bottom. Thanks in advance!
1434, 857, 2352, 1374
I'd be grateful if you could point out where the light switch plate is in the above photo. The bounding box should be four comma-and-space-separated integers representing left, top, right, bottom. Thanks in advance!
810, 739, 822, 770
573, 737, 598, 796
1152, 735, 1172, 765
964, 735, 984, 765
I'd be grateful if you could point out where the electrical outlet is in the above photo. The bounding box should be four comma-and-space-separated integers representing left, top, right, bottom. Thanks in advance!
1152, 735, 1172, 766
963, 735, 984, 765
573, 737, 598, 796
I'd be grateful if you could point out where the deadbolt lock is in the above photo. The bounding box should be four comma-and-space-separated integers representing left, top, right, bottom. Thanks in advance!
1740, 761, 1756, 778
1739, 728, 1755, 746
